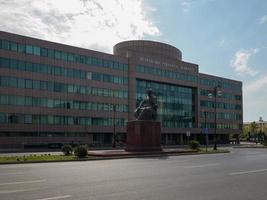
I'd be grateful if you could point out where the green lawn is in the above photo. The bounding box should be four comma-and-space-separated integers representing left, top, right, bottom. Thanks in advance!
199, 148, 230, 153
0, 154, 76, 163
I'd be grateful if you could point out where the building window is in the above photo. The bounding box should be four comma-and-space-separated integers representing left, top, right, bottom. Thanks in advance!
24, 115, 32, 124
26, 45, 33, 54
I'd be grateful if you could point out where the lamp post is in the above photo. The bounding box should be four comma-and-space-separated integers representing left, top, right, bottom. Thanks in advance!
208, 85, 222, 150
201, 109, 208, 152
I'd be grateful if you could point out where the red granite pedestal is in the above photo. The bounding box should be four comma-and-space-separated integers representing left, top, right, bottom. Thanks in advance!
126, 120, 162, 152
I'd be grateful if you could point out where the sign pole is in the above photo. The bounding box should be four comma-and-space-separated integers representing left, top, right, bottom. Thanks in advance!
186, 131, 190, 146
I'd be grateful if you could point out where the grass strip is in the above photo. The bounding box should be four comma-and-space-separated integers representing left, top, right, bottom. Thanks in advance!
0, 154, 76, 163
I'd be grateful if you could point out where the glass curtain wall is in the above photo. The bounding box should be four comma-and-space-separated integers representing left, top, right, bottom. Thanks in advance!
136, 79, 196, 128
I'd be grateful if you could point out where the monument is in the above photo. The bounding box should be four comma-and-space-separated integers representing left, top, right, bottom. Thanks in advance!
126, 89, 162, 152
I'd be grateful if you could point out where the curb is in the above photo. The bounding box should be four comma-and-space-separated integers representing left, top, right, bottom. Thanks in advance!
0, 150, 230, 165
232, 146, 267, 149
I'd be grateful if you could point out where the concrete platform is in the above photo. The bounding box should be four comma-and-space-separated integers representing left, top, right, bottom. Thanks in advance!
88, 148, 197, 157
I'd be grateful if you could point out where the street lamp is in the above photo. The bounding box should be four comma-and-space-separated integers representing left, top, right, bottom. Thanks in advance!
201, 109, 208, 152
208, 84, 222, 150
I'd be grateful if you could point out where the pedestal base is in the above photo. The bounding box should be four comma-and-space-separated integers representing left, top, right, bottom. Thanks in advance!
126, 120, 162, 152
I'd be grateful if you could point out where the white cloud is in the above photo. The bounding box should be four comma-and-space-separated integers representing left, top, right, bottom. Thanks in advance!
258, 15, 267, 24
0, 0, 160, 53
244, 74, 267, 94
243, 74, 267, 121
230, 49, 259, 76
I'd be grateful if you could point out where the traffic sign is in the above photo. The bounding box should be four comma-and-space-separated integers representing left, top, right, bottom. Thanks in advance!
202, 128, 209, 134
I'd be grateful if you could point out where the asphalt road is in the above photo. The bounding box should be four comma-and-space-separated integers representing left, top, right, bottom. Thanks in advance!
1, 148, 267, 200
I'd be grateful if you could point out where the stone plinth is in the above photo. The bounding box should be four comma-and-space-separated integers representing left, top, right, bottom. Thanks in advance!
126, 120, 162, 152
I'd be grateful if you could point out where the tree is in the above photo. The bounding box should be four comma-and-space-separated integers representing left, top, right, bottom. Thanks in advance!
61, 145, 73, 156
242, 125, 250, 140
74, 145, 88, 158
249, 121, 258, 142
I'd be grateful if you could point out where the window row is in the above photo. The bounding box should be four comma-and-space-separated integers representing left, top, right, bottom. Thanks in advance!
0, 39, 128, 71
0, 113, 126, 126
199, 78, 242, 92
162, 106, 194, 116
199, 111, 242, 120
137, 79, 193, 94
0, 132, 89, 137
0, 76, 128, 99
0, 57, 128, 85
136, 64, 241, 92
159, 113, 195, 121
200, 100, 242, 110
136, 92, 193, 104
200, 123, 240, 130
200, 89, 242, 101
136, 65, 198, 83
0, 94, 128, 112
162, 120, 194, 128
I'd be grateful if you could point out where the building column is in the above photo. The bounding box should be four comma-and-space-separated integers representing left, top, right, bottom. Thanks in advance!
180, 134, 184, 145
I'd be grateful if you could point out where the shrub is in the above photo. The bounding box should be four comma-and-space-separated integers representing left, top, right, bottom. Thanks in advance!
264, 140, 267, 146
189, 140, 200, 150
74, 145, 88, 158
61, 144, 73, 156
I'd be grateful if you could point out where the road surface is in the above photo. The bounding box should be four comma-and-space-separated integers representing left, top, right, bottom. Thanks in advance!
1, 148, 267, 200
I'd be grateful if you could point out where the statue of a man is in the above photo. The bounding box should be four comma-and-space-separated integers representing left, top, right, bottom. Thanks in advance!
134, 89, 158, 120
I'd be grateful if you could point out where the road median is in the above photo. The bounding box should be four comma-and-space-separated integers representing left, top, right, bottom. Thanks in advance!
0, 148, 230, 165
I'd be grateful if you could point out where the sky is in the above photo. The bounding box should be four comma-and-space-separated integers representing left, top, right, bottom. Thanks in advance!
0, 0, 266, 122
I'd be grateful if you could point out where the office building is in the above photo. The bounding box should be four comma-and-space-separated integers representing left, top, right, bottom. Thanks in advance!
0, 31, 243, 148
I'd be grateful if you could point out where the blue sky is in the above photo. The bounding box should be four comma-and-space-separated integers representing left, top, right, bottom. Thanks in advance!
142, 0, 267, 123
0, 0, 266, 122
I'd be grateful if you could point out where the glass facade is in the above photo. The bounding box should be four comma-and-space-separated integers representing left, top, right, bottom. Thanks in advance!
200, 123, 239, 129
0, 132, 90, 137
0, 57, 128, 85
0, 94, 128, 112
199, 78, 242, 92
199, 111, 242, 120
136, 64, 198, 83
136, 64, 242, 92
199, 89, 242, 100
136, 79, 196, 128
0, 75, 128, 99
200, 100, 242, 110
0, 112, 126, 126
0, 39, 128, 71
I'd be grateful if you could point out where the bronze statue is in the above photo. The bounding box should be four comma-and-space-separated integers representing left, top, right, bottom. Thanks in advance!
135, 89, 158, 120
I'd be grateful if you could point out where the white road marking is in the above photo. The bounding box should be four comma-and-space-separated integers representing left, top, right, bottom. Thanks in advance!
0, 188, 40, 194
0, 179, 46, 186
230, 168, 267, 175
184, 163, 220, 168
0, 172, 23, 176
35, 195, 72, 200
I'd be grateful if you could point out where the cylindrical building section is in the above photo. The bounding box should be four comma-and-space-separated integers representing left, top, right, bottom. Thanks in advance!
113, 40, 182, 61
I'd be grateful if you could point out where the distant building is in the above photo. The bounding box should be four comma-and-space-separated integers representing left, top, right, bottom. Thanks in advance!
0, 31, 243, 149
243, 120, 267, 134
